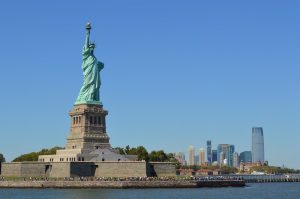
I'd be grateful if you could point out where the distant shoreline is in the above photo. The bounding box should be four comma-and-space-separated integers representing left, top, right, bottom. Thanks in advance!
0, 180, 245, 188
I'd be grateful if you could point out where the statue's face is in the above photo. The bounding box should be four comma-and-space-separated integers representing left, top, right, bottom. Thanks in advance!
89, 45, 95, 53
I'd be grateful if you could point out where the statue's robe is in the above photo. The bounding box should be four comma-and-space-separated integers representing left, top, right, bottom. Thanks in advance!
75, 46, 104, 104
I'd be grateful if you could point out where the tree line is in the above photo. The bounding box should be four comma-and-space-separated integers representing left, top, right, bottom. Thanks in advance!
250, 165, 300, 174
180, 165, 238, 174
115, 145, 177, 162
9, 146, 177, 163
12, 147, 63, 162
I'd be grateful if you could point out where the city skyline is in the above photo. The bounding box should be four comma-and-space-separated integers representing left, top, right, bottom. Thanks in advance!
181, 127, 264, 168
0, 1, 299, 169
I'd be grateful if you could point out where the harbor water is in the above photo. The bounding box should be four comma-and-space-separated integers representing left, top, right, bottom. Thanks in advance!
0, 182, 299, 199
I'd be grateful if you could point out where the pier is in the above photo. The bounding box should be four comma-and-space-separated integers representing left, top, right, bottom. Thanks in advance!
229, 174, 300, 183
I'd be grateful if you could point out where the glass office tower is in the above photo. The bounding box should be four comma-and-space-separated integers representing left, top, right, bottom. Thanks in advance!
207, 140, 212, 164
252, 127, 264, 163
239, 151, 252, 163
212, 150, 217, 162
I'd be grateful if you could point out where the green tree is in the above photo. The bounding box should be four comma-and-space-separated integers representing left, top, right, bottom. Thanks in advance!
127, 147, 138, 155
0, 153, 5, 162
125, 145, 131, 154
149, 150, 169, 162
115, 146, 176, 162
117, 145, 149, 161
12, 146, 63, 162
115, 147, 125, 155
220, 166, 238, 174
135, 146, 149, 161
167, 153, 177, 162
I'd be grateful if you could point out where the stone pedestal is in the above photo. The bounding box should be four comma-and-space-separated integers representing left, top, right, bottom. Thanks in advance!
38, 103, 137, 163
66, 104, 111, 151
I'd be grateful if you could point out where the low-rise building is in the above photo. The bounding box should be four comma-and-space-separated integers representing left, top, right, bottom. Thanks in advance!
239, 162, 262, 173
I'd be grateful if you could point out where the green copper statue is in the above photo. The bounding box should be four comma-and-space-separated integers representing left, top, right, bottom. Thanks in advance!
75, 22, 104, 105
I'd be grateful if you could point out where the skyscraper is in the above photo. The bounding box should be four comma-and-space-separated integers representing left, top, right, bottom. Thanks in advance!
239, 151, 252, 163
199, 148, 205, 165
219, 151, 225, 165
217, 144, 235, 167
233, 152, 239, 167
188, 145, 195, 166
212, 150, 218, 162
206, 140, 212, 164
252, 127, 264, 163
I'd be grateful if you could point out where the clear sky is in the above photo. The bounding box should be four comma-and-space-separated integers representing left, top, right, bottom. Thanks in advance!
0, 0, 299, 169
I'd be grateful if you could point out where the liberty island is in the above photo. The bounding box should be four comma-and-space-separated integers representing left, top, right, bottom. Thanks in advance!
0, 23, 175, 179
0, 23, 245, 188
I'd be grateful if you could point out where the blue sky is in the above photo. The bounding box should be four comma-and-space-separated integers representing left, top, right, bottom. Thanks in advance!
0, 0, 299, 169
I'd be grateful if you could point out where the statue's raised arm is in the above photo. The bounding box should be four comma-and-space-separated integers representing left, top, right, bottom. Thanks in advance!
85, 22, 91, 48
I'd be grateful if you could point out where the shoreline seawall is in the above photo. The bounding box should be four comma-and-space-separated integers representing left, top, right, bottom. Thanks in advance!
0, 180, 245, 188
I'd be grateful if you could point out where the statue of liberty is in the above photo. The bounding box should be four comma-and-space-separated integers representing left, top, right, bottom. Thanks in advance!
75, 22, 104, 105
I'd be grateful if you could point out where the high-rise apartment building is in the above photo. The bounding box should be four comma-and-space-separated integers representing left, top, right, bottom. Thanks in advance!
206, 140, 212, 164
174, 152, 186, 165
217, 144, 235, 167
188, 145, 195, 166
252, 127, 264, 163
239, 151, 252, 163
199, 148, 205, 165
